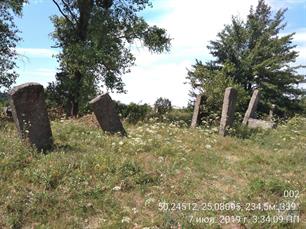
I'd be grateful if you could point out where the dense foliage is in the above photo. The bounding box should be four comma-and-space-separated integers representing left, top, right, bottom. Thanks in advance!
188, 0, 305, 118
115, 101, 152, 124
187, 62, 249, 124
0, 0, 25, 89
46, 71, 97, 116
48, 0, 171, 117
154, 97, 172, 115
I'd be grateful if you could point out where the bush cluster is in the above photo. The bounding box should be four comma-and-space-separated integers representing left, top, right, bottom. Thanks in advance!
115, 102, 152, 124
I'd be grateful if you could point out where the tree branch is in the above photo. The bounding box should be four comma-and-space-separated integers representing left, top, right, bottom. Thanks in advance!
52, 0, 76, 28
60, 0, 78, 23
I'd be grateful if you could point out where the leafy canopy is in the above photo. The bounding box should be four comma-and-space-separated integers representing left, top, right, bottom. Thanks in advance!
49, 0, 171, 116
154, 97, 172, 115
0, 0, 26, 89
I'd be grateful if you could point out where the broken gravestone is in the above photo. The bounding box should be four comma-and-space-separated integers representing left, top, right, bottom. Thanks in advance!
247, 118, 275, 129
89, 93, 127, 136
243, 90, 275, 129
191, 94, 203, 128
219, 87, 237, 136
242, 89, 260, 125
9, 83, 53, 151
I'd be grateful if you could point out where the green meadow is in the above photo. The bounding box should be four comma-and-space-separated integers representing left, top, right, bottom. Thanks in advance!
0, 115, 305, 228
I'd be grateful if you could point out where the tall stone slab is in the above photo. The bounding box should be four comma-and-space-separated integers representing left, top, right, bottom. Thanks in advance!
242, 89, 260, 125
9, 83, 53, 151
89, 93, 127, 136
191, 94, 203, 128
219, 87, 237, 136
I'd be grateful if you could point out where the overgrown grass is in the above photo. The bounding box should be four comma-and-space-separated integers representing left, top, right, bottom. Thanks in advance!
0, 115, 305, 228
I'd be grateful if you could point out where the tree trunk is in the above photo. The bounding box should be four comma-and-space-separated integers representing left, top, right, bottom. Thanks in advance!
70, 97, 79, 117
67, 0, 93, 117
69, 70, 82, 117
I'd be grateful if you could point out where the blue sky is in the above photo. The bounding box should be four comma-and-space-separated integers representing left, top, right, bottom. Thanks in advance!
14, 0, 306, 107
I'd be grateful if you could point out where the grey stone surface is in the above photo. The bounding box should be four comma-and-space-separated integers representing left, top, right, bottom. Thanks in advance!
191, 94, 203, 128
219, 87, 237, 136
268, 104, 276, 121
247, 118, 275, 129
89, 93, 126, 136
3, 106, 12, 117
9, 82, 53, 151
243, 89, 260, 125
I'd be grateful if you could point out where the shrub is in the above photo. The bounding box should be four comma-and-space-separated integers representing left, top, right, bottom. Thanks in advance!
154, 97, 172, 115
115, 102, 152, 123
164, 109, 193, 126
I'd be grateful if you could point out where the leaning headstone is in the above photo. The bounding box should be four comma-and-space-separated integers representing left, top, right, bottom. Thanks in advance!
242, 89, 260, 125
191, 94, 203, 128
89, 93, 127, 136
219, 87, 237, 136
9, 83, 53, 151
247, 118, 275, 129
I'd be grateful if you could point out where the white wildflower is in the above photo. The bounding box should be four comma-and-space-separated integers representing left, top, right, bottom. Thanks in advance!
121, 216, 131, 223
132, 207, 138, 214
205, 144, 212, 149
145, 197, 155, 206
112, 186, 121, 191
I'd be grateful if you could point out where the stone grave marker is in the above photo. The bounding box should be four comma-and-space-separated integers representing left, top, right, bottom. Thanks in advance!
247, 118, 275, 129
191, 94, 203, 128
243, 89, 260, 125
219, 87, 237, 136
9, 83, 53, 151
89, 93, 127, 136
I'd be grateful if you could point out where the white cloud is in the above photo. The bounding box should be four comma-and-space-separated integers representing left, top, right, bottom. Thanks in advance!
15, 68, 56, 87
111, 0, 305, 107
31, 0, 44, 4
112, 0, 261, 107
16, 48, 58, 58
293, 30, 306, 43
267, 0, 306, 9
30, 68, 57, 78
111, 60, 192, 107
296, 46, 306, 59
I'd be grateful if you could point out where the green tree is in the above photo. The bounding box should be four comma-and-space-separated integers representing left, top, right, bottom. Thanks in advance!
188, 0, 305, 117
0, 0, 25, 89
154, 97, 172, 114
187, 61, 248, 124
46, 71, 97, 115
50, 0, 171, 117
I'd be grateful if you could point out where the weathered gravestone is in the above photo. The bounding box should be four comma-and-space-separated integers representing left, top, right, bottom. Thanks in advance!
89, 93, 127, 136
9, 83, 53, 151
242, 89, 260, 125
268, 104, 276, 121
247, 118, 275, 129
242, 90, 275, 129
219, 87, 237, 136
191, 94, 203, 128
